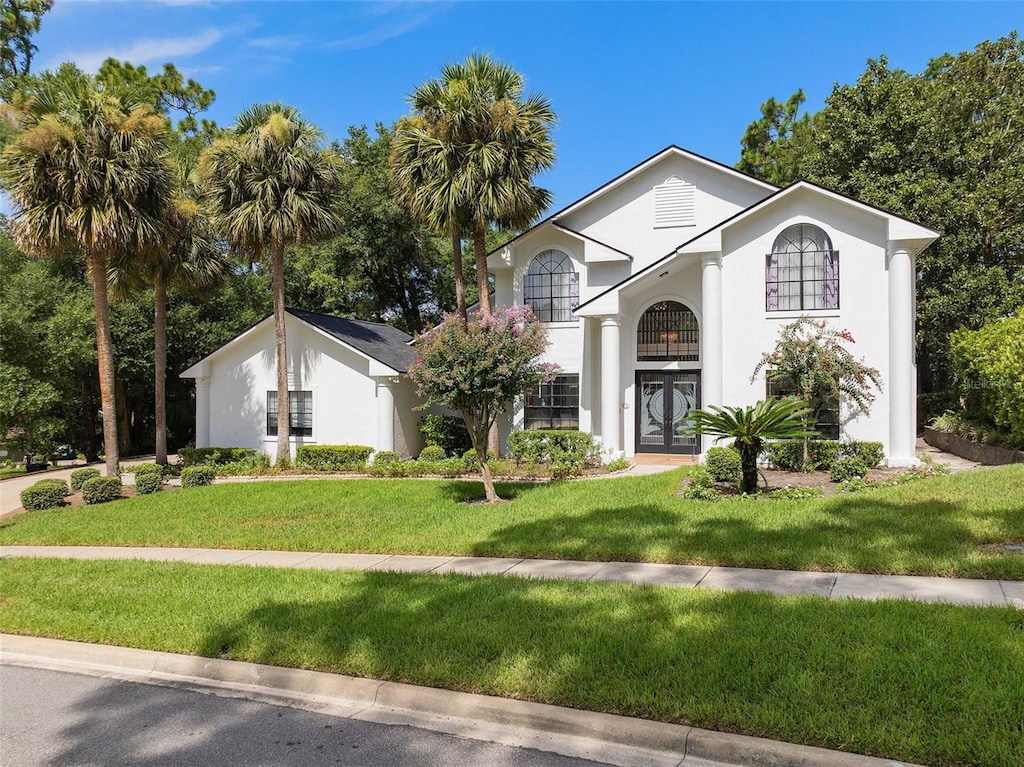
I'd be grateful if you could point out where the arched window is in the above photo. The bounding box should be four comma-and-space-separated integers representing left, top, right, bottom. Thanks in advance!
525, 250, 579, 323
766, 224, 839, 311
637, 301, 699, 361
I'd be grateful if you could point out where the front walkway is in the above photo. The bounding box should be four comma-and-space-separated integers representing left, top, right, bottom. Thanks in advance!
2, 545, 1019, 608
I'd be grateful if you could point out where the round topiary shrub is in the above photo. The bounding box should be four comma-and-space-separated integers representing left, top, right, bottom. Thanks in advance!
81, 476, 123, 505
418, 445, 447, 461
20, 479, 70, 511
134, 470, 163, 495
70, 467, 101, 491
830, 456, 869, 483
705, 446, 741, 483
180, 465, 215, 488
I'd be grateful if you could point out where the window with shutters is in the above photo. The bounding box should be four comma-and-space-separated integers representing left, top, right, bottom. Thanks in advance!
654, 176, 695, 228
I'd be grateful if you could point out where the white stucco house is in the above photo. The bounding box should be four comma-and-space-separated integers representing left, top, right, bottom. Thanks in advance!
183, 146, 938, 466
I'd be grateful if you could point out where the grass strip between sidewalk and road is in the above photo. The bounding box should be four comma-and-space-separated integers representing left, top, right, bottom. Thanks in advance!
2, 557, 1022, 767
2, 466, 1023, 579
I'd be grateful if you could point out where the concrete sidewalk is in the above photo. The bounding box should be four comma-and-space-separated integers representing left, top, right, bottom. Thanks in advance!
3, 545, 1019, 608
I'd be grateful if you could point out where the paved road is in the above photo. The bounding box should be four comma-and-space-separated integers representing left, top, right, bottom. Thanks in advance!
1, 665, 614, 767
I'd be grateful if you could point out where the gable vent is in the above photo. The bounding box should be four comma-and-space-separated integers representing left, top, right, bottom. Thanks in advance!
654, 176, 695, 228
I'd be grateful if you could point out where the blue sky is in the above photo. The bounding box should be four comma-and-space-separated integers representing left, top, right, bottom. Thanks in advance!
30, 1, 1024, 211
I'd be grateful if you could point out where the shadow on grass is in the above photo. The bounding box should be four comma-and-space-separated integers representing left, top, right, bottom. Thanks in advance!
469, 494, 1024, 578
191, 570, 1023, 767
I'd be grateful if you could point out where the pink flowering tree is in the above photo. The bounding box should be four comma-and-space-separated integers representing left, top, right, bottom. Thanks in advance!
752, 317, 883, 465
408, 306, 557, 502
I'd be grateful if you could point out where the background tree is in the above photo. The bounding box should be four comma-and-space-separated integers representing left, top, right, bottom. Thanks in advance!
96, 59, 216, 137
199, 103, 344, 464
736, 33, 1024, 422
393, 53, 556, 316
408, 305, 555, 502
736, 89, 815, 186
685, 399, 815, 494
1, 0, 52, 80
1, 71, 173, 475
753, 317, 883, 467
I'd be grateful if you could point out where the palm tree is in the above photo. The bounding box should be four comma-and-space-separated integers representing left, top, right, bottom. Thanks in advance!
686, 399, 816, 493
0, 74, 173, 476
392, 53, 556, 316
110, 140, 232, 465
198, 103, 344, 465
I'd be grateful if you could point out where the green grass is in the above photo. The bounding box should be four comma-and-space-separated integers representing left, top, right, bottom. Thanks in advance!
2, 466, 1023, 579
1, 557, 1021, 767
0, 466, 28, 479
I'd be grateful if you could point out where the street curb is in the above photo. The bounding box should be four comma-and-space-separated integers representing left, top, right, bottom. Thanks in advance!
1, 634, 924, 767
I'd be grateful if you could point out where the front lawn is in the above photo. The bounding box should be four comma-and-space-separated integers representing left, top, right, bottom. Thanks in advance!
1, 557, 1020, 767
1, 466, 1022, 579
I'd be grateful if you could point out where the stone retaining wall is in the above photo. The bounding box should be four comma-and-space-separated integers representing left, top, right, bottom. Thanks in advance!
922, 427, 1024, 465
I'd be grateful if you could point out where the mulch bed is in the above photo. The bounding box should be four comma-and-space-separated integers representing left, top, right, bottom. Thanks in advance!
700, 467, 900, 497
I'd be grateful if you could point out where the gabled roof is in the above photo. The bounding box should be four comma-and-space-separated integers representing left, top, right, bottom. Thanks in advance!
488, 145, 779, 261
575, 179, 940, 313
180, 309, 416, 377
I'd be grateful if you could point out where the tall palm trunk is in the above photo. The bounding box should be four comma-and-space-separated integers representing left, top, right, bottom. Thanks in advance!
154, 272, 168, 465
271, 236, 290, 465
452, 226, 466, 320
473, 220, 490, 314
87, 251, 120, 477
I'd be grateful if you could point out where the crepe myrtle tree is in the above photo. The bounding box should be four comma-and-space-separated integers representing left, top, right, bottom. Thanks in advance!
408, 306, 556, 502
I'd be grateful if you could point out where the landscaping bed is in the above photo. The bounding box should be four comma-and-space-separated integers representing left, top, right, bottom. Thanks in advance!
1, 557, 1021, 767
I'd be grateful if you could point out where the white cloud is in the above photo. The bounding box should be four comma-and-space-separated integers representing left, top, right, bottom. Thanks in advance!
325, 3, 449, 51
59, 27, 225, 72
246, 34, 304, 51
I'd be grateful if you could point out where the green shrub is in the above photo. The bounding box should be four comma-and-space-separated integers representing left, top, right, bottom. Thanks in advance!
131, 463, 164, 478
20, 479, 69, 511
704, 446, 741, 483
680, 466, 722, 501
134, 471, 163, 495
214, 453, 272, 477
507, 430, 598, 464
837, 477, 876, 493
180, 466, 215, 488
81, 476, 122, 505
830, 456, 869, 483
70, 467, 101, 491
765, 439, 840, 471
418, 414, 473, 458
418, 445, 447, 461
296, 445, 372, 472
436, 458, 467, 478
369, 453, 406, 477
604, 457, 631, 473
178, 447, 258, 467
488, 458, 516, 477
373, 451, 401, 466
840, 441, 884, 468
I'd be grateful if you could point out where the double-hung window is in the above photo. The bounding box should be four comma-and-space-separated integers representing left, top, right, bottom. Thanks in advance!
267, 390, 313, 437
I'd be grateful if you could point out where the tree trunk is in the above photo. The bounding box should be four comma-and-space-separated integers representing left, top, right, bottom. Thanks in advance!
464, 410, 500, 502
87, 251, 120, 476
473, 219, 490, 315
271, 237, 290, 466
740, 445, 758, 494
452, 226, 466, 320
154, 272, 168, 465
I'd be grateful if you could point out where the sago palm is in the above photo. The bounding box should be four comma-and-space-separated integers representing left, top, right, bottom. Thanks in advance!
198, 103, 343, 464
686, 399, 816, 493
0, 75, 173, 476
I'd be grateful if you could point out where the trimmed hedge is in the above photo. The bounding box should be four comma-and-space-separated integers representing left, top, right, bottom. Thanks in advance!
134, 473, 163, 495
840, 441, 884, 469
418, 445, 447, 461
180, 466, 215, 488
20, 479, 69, 511
506, 430, 599, 476
70, 467, 101, 491
178, 447, 258, 467
765, 440, 885, 472
296, 445, 373, 472
705, 446, 741, 484
831, 456, 869, 483
82, 476, 122, 505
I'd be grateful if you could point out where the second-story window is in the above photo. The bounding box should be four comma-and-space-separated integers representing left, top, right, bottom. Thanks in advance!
525, 249, 579, 323
766, 223, 839, 311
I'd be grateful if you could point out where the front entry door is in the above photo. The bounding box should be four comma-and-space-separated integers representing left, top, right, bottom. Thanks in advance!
635, 372, 700, 454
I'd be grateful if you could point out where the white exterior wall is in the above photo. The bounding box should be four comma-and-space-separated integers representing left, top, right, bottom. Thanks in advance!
200, 316, 411, 459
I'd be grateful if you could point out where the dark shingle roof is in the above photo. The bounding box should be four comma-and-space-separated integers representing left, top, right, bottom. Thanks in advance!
288, 308, 416, 373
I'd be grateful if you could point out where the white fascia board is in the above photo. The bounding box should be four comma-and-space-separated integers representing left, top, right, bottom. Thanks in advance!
179, 360, 211, 379
550, 224, 632, 263
574, 292, 621, 317
368, 359, 402, 377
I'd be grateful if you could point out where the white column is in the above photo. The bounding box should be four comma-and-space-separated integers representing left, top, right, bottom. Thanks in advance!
376, 378, 395, 453
700, 253, 723, 455
600, 315, 621, 455
887, 245, 918, 466
195, 376, 210, 448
